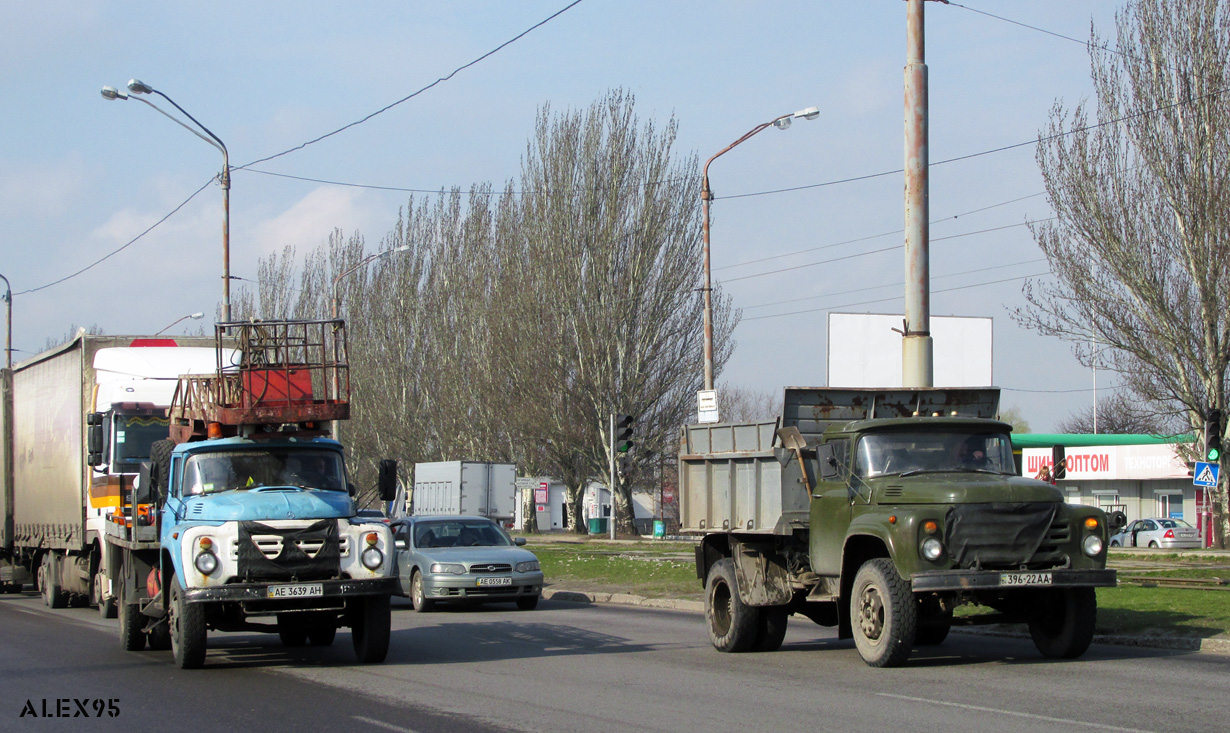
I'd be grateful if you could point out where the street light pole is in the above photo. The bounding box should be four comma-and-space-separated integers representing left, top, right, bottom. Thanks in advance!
155, 312, 205, 336
101, 80, 232, 323
0, 273, 11, 369
700, 106, 819, 391
331, 246, 413, 321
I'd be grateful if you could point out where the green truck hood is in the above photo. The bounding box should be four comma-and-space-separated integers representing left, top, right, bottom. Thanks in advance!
871, 473, 1065, 505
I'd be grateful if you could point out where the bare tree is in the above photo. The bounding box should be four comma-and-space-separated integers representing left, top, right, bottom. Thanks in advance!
1016, 0, 1230, 545
718, 383, 779, 423
1055, 391, 1181, 435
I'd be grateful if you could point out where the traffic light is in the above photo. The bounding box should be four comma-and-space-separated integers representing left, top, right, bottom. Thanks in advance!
1205, 409, 1222, 462
615, 413, 635, 454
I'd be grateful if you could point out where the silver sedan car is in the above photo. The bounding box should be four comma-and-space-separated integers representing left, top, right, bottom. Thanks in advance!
1108, 518, 1202, 549
391, 516, 544, 612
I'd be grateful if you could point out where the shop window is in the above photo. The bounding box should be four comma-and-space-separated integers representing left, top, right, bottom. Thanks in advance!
1158, 493, 1184, 520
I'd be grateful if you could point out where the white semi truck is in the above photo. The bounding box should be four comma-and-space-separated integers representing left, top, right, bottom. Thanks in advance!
0, 334, 218, 611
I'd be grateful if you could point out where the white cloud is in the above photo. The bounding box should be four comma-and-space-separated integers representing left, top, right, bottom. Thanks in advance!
0, 155, 90, 218
250, 187, 377, 256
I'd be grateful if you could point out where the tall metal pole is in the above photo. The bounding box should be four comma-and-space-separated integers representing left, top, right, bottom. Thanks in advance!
903, 0, 934, 387
609, 412, 617, 540
701, 182, 715, 391
0, 273, 11, 369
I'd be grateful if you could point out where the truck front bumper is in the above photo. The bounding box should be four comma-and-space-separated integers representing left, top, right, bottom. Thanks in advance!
184, 576, 397, 603
911, 568, 1117, 593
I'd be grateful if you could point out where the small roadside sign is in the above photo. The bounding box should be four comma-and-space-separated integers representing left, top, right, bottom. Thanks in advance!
534, 481, 548, 504
1193, 461, 1220, 487
697, 390, 719, 424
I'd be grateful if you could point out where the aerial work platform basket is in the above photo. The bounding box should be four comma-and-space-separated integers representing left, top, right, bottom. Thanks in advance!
170, 319, 350, 442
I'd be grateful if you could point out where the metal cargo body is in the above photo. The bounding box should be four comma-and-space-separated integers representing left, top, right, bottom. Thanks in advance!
412, 461, 517, 523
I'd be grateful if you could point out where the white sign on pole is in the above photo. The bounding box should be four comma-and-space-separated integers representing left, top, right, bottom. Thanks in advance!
697, 390, 719, 424
827, 313, 993, 388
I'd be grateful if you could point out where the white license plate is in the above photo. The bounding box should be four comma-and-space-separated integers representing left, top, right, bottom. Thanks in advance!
267, 583, 324, 598
1000, 572, 1052, 586
476, 577, 512, 587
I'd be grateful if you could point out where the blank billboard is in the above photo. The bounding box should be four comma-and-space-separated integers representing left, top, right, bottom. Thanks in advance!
827, 313, 993, 388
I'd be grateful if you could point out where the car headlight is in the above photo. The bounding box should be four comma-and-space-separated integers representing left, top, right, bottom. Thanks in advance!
194, 551, 219, 575
920, 537, 945, 561
1082, 534, 1104, 557
361, 547, 384, 570
430, 562, 465, 575
515, 560, 540, 573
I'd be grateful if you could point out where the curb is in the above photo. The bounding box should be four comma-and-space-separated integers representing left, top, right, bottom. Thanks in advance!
541, 588, 1230, 656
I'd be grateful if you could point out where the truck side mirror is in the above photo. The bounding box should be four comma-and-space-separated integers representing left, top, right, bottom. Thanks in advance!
378, 459, 398, 501
87, 422, 104, 467
1051, 445, 1067, 480
817, 443, 841, 481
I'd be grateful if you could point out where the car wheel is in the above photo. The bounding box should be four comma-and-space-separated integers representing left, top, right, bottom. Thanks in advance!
1148, 541, 1159, 548
1109, 540, 1119, 547
410, 570, 434, 613
516, 594, 539, 611
704, 558, 759, 653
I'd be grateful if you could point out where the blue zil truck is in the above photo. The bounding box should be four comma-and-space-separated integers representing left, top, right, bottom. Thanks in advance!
103, 319, 398, 669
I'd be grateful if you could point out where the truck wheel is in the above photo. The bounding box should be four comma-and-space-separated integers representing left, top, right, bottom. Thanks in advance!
1028, 588, 1096, 659
94, 571, 117, 619
351, 595, 391, 664
169, 577, 207, 669
150, 439, 174, 497
705, 558, 759, 653
148, 621, 172, 651
915, 595, 952, 646
410, 570, 435, 613
40, 554, 67, 609
118, 581, 146, 652
850, 558, 916, 667
752, 607, 789, 652
309, 625, 337, 647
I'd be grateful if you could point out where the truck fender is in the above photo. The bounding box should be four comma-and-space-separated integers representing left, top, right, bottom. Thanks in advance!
837, 533, 894, 640
731, 542, 792, 607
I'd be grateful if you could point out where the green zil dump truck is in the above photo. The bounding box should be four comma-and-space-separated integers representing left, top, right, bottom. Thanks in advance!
681, 388, 1116, 667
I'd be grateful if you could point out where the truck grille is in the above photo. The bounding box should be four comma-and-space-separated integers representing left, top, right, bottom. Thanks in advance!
236, 519, 342, 581
232, 535, 351, 560
944, 503, 1060, 570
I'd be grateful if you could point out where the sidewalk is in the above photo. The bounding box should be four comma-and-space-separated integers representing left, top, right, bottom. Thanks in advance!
540, 586, 1230, 656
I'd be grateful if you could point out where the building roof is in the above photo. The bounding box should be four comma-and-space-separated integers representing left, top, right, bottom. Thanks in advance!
1011, 433, 1193, 449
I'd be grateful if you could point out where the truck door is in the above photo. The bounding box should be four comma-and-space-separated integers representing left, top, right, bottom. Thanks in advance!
810, 439, 852, 576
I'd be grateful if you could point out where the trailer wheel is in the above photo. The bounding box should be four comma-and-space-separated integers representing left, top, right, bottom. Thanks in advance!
705, 558, 759, 653
752, 606, 789, 652
93, 570, 117, 619
40, 553, 67, 609
118, 580, 147, 652
169, 577, 207, 669
1028, 588, 1096, 659
351, 595, 391, 664
850, 558, 916, 667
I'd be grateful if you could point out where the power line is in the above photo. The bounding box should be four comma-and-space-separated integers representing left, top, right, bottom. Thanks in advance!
237, 0, 587, 171
15, 177, 215, 296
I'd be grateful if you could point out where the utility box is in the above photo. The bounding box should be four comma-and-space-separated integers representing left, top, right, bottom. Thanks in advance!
412, 461, 517, 525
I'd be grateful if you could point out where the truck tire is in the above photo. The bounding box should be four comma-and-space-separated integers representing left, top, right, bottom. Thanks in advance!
752, 607, 789, 652
850, 558, 916, 667
118, 581, 147, 652
149, 439, 174, 498
705, 558, 759, 653
351, 595, 391, 664
309, 625, 337, 647
277, 613, 308, 647
147, 621, 171, 651
915, 595, 952, 646
410, 570, 435, 613
40, 553, 67, 609
1028, 588, 1096, 659
94, 570, 117, 619
169, 577, 207, 669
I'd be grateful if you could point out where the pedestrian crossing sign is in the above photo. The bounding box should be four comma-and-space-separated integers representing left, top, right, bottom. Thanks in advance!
1193, 461, 1220, 487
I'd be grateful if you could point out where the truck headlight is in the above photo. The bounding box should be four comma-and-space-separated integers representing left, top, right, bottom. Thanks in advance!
1082, 535, 1104, 557
515, 560, 540, 573
430, 563, 465, 575
921, 537, 945, 561
361, 547, 384, 570
194, 551, 219, 575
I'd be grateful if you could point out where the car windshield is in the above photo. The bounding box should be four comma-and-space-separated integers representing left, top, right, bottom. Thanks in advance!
181, 448, 345, 495
854, 430, 1015, 477
414, 520, 511, 548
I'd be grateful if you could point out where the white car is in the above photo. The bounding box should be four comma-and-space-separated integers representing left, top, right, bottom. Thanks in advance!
1109, 518, 1201, 549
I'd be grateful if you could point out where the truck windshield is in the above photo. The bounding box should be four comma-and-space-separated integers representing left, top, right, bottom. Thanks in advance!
181, 448, 346, 495
112, 413, 171, 469
854, 430, 1014, 477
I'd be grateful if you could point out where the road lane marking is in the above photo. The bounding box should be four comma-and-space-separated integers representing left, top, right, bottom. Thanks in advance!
875, 693, 1155, 733
353, 715, 419, 732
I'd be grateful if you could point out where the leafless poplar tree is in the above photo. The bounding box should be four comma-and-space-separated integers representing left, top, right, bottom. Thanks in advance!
1016, 0, 1230, 546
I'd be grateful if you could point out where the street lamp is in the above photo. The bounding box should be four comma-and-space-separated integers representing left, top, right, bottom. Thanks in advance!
700, 106, 819, 391
331, 246, 413, 320
101, 79, 233, 323
1, 273, 11, 369
155, 312, 205, 336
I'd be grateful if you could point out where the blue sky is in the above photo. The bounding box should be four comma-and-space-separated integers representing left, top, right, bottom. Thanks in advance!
1, 0, 1126, 431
